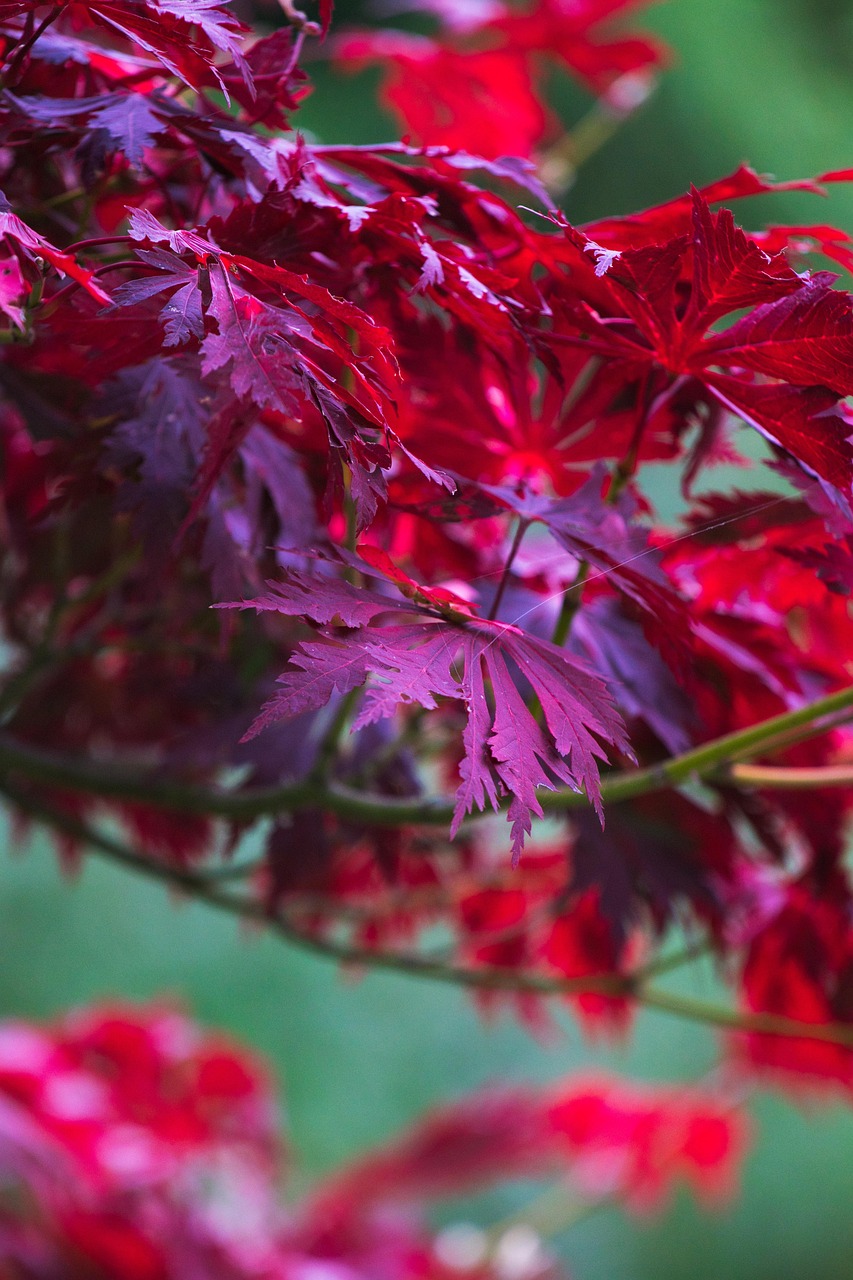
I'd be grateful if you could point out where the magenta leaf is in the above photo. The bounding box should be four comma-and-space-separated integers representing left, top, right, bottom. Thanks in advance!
112, 249, 204, 347
223, 570, 398, 629
233, 576, 629, 857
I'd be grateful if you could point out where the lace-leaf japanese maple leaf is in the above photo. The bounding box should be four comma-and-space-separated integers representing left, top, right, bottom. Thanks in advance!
335, 0, 665, 157
553, 190, 853, 490
738, 879, 853, 1094
566, 792, 737, 943
786, 535, 853, 595
571, 598, 695, 754
111, 248, 205, 347
582, 164, 827, 251
311, 1071, 748, 1219
545, 1073, 749, 1211
114, 211, 399, 529
3, 89, 167, 168
494, 0, 666, 93
227, 567, 631, 859
0, 0, 249, 93
335, 34, 548, 160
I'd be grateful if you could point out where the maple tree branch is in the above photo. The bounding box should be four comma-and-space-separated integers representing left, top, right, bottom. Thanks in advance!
2, 684, 853, 827
725, 763, 853, 789
485, 1063, 746, 1251
720, 706, 853, 762
4, 782, 853, 1049
633, 940, 713, 981
199, 854, 267, 881
567, 682, 853, 810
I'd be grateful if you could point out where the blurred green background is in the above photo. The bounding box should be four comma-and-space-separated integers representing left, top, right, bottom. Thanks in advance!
300, 0, 853, 232
4, 1, 853, 1276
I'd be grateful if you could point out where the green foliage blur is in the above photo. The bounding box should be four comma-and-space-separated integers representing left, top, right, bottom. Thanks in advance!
3, 2, 853, 1277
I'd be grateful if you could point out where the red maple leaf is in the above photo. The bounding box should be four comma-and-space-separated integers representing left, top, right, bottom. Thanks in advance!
549, 191, 853, 490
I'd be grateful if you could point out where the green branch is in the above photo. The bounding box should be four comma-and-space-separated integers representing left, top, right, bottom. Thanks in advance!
727, 762, 853, 789
1, 683, 852, 828
4, 784, 853, 1049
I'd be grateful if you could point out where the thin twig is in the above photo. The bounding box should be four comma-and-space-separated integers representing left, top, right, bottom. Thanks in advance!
484, 1184, 605, 1251
3, 683, 853, 827
3, 784, 853, 1048
275, 0, 321, 37
725, 763, 853, 789
1, 5, 61, 86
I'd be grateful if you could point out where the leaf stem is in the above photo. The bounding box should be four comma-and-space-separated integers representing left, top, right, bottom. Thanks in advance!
548, 436, 639, 649
488, 519, 529, 621
538, 75, 652, 195
484, 1184, 605, 1252
1, 5, 61, 86
550, 560, 589, 648
310, 688, 360, 782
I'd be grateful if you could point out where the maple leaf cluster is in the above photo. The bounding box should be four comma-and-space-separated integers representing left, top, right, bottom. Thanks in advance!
1, 0, 853, 1126
0, 1000, 747, 1278
333, 0, 667, 158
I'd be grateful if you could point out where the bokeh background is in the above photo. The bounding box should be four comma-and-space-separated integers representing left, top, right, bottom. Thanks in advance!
3, 1, 853, 1276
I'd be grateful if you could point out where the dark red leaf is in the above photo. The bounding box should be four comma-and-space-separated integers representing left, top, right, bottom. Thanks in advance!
703, 374, 853, 491
701, 274, 853, 395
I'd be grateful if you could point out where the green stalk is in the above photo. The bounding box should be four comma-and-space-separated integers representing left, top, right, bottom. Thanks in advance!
5, 783, 853, 1047
309, 688, 361, 783
0, 778, 626, 996
550, 560, 589, 648
2, 683, 853, 826
548, 436, 639, 650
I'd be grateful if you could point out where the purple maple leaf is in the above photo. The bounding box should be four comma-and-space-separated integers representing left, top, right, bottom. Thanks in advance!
111, 248, 204, 347
227, 575, 631, 860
